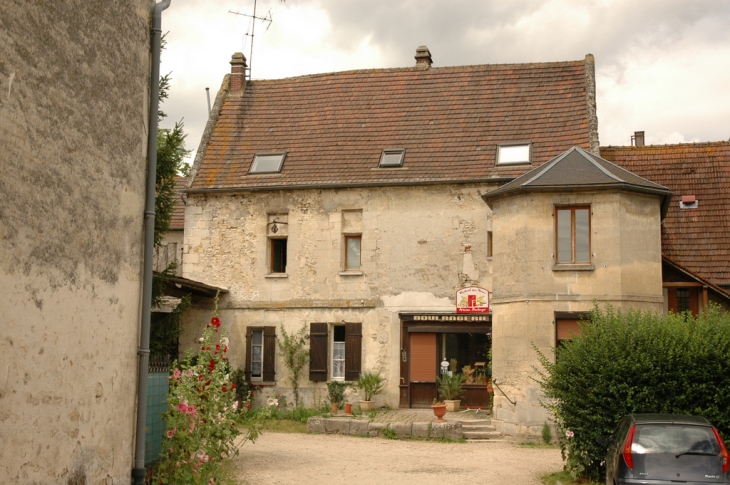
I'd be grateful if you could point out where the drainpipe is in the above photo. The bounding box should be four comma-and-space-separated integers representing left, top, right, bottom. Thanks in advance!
132, 1, 171, 484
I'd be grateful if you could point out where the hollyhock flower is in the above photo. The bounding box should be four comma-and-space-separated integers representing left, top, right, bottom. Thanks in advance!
198, 337, 204, 343
211, 317, 220, 327
224, 346, 228, 353
215, 343, 220, 353
232, 401, 239, 410
177, 402, 188, 412
565, 430, 574, 439
222, 385, 228, 393
183, 369, 193, 378
166, 429, 175, 439
209, 360, 215, 372
173, 369, 181, 379
221, 337, 229, 346
175, 462, 180, 467
231, 383, 236, 390
169, 448, 174, 453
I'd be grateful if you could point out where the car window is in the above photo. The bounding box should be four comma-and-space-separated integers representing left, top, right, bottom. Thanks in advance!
612, 418, 629, 445
631, 425, 720, 454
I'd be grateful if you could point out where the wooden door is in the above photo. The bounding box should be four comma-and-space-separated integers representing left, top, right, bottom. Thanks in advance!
409, 333, 437, 407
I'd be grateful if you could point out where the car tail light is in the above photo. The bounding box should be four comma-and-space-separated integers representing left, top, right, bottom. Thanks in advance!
712, 427, 729, 474
623, 424, 636, 469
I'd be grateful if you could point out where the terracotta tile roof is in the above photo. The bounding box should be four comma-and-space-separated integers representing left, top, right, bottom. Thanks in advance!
601, 142, 730, 286
169, 176, 187, 230
483, 147, 670, 211
192, 58, 593, 191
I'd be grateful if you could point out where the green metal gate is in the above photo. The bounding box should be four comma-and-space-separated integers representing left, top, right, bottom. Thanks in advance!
145, 355, 170, 466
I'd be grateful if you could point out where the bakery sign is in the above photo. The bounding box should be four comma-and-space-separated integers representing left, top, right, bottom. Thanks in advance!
456, 286, 490, 313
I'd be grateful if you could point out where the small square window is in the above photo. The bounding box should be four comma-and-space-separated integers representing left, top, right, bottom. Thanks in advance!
345, 235, 361, 271
496, 144, 531, 165
379, 149, 405, 167
250, 153, 286, 174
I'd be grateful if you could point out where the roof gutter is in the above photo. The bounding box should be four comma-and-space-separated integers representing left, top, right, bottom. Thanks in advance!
133, 1, 171, 483
183, 177, 516, 195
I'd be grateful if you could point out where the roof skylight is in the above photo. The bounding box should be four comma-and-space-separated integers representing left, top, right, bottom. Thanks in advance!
249, 153, 286, 174
379, 149, 405, 168
496, 144, 531, 165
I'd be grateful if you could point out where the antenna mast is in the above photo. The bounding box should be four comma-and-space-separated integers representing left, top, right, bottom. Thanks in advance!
229, 0, 273, 80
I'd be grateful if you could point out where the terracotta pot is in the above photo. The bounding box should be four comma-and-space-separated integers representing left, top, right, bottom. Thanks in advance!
331, 402, 339, 415
444, 399, 460, 412
431, 404, 447, 423
344, 403, 352, 415
360, 400, 375, 412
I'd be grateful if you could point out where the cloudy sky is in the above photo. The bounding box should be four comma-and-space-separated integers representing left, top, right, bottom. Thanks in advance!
160, 0, 730, 163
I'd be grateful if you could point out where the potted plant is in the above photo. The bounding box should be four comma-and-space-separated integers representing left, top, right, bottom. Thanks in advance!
356, 371, 385, 412
438, 372, 466, 412
326, 380, 349, 415
431, 398, 447, 423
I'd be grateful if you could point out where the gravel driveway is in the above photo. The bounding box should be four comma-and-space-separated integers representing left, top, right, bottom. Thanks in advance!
232, 432, 563, 485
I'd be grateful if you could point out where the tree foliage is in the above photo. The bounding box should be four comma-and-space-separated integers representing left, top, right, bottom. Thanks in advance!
535, 304, 730, 480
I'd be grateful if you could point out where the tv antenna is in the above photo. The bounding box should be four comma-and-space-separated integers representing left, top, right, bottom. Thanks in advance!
229, 0, 274, 80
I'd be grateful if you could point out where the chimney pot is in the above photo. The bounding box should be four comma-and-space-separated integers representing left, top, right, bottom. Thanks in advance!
415, 46, 432, 68
229, 52, 248, 93
632, 130, 645, 147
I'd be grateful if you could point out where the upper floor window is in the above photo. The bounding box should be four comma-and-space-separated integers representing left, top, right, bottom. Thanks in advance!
496, 143, 531, 165
345, 235, 361, 271
378, 149, 405, 168
267, 213, 288, 275
556, 206, 590, 264
250, 153, 286, 174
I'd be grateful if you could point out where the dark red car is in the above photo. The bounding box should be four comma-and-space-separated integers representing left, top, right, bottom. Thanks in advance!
603, 414, 730, 484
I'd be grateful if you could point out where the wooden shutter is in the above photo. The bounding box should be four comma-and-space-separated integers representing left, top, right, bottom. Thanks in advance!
556, 320, 582, 341
689, 288, 699, 317
263, 326, 276, 382
344, 322, 362, 381
244, 327, 252, 382
409, 333, 436, 382
309, 322, 328, 382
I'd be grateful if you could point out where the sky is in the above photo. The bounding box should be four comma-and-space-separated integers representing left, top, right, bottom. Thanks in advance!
159, 0, 730, 164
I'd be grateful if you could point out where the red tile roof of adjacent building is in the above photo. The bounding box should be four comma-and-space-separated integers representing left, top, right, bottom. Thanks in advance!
601, 142, 730, 286
191, 56, 595, 191
169, 176, 187, 230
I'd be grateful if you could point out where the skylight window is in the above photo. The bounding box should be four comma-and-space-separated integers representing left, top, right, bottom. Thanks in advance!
379, 149, 405, 168
496, 144, 531, 165
249, 153, 286, 174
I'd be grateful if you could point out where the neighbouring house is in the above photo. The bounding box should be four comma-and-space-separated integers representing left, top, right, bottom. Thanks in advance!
601, 137, 730, 314
154, 176, 187, 278
0, 1, 154, 483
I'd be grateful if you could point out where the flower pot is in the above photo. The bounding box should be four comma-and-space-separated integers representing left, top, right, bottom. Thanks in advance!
444, 399, 460, 412
344, 403, 352, 415
331, 402, 339, 415
360, 400, 375, 412
431, 404, 447, 423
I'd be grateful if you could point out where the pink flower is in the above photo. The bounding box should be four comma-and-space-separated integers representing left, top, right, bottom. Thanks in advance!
183, 369, 193, 377
173, 369, 181, 380
177, 402, 187, 412
175, 462, 180, 467
166, 430, 175, 439
232, 401, 239, 410
169, 448, 174, 453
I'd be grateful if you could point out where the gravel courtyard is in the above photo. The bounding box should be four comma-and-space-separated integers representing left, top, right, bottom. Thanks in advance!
232, 432, 563, 485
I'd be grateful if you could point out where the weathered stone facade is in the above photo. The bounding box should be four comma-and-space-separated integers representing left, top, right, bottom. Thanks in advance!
0, 1, 152, 483
180, 183, 496, 408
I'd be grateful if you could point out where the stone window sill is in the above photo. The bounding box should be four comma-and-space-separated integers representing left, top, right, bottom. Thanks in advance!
265, 273, 288, 278
552, 263, 595, 272
339, 271, 363, 276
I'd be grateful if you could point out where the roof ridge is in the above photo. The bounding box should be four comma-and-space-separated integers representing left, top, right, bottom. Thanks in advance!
577, 147, 625, 183
245, 59, 587, 83
522, 147, 577, 186
584, 148, 668, 189
601, 140, 730, 150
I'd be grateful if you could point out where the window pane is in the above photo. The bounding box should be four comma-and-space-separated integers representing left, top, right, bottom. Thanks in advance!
251, 346, 262, 362
346, 237, 361, 270
557, 209, 572, 262
632, 425, 719, 454
271, 239, 287, 273
252, 330, 263, 345
575, 209, 590, 262
251, 362, 262, 377
379, 151, 404, 167
333, 342, 345, 360
333, 360, 345, 378
497, 145, 530, 165
251, 154, 285, 173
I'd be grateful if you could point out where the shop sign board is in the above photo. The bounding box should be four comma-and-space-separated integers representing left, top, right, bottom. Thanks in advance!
456, 286, 490, 313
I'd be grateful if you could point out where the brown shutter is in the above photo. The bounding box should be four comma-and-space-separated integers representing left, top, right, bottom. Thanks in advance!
556, 320, 582, 341
263, 326, 276, 382
410, 333, 436, 382
309, 322, 328, 382
245, 327, 252, 382
689, 288, 699, 317
667, 288, 678, 314
344, 322, 362, 381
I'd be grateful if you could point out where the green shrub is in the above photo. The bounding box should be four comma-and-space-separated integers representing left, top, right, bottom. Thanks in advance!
535, 304, 730, 481
542, 421, 552, 444
382, 427, 397, 440
437, 373, 466, 401
326, 380, 350, 408
356, 371, 385, 401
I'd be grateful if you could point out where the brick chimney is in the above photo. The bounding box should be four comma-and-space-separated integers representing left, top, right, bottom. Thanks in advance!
632, 131, 645, 147
229, 52, 248, 94
415, 46, 432, 68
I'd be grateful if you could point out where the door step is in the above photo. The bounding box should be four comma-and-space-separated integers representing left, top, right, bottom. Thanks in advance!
457, 419, 503, 440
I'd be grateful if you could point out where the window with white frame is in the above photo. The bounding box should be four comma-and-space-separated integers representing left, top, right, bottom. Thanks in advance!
332, 325, 346, 379
496, 143, 531, 165
250, 329, 263, 379
249, 152, 286, 174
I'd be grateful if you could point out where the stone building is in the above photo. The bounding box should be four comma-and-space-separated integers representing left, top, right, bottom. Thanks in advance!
0, 1, 157, 483
180, 48, 730, 438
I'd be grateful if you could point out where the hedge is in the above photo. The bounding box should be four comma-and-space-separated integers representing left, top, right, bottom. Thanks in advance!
535, 304, 730, 480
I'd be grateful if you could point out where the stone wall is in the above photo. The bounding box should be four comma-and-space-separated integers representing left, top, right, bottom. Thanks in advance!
0, 1, 152, 483
181, 184, 496, 408
489, 190, 664, 437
